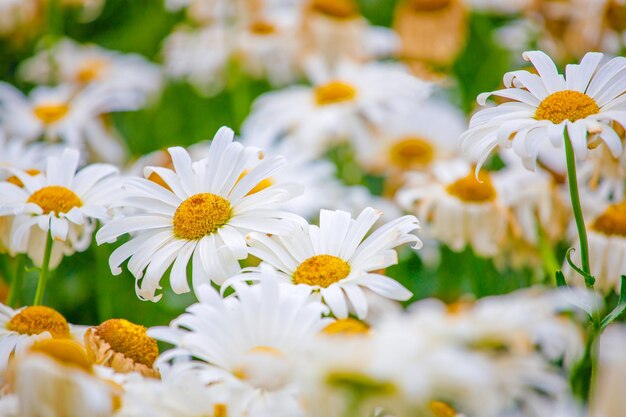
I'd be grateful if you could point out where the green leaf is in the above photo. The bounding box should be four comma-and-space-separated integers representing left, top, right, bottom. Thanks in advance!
555, 270, 567, 287
601, 275, 626, 329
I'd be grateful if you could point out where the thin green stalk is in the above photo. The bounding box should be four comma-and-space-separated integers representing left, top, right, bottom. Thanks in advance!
33, 231, 53, 306
563, 131, 591, 280
6, 255, 25, 307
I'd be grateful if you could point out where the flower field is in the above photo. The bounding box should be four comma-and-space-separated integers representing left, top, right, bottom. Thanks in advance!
0, 0, 625, 416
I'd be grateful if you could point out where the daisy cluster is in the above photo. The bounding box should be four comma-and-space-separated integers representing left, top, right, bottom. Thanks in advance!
1, 0, 626, 416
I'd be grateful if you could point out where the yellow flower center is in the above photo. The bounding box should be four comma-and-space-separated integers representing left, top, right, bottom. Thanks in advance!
311, 0, 359, 19
389, 137, 435, 169
93, 319, 159, 368
429, 401, 457, 417
535, 90, 600, 124
249, 20, 276, 35
314, 81, 357, 106
33, 103, 70, 125
409, 0, 452, 11
214, 404, 228, 417
6, 306, 70, 338
30, 339, 93, 372
26, 185, 83, 215
591, 202, 626, 237
6, 169, 40, 188
293, 255, 351, 287
446, 171, 496, 203
172, 193, 232, 240
75, 58, 107, 84
248, 345, 284, 356
322, 318, 370, 335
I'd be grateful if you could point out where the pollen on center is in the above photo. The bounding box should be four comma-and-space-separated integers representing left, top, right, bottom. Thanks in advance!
591, 201, 626, 237
446, 171, 497, 203
293, 254, 351, 287
323, 318, 370, 335
535, 90, 599, 124
173, 193, 232, 240
6, 306, 70, 338
26, 185, 83, 215
310, 0, 360, 20
89, 318, 159, 369
314, 81, 357, 106
33, 102, 70, 125
389, 137, 435, 169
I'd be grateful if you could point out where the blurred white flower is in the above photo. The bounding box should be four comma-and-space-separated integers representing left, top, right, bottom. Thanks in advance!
19, 38, 163, 99
0, 148, 119, 268
150, 277, 329, 416
243, 62, 431, 156
0, 83, 143, 164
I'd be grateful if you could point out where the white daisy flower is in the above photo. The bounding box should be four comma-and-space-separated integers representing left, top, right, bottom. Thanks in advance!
0, 304, 73, 373
96, 127, 302, 301
162, 25, 232, 97
0, 0, 38, 37
353, 98, 465, 176
302, 0, 400, 69
0, 148, 119, 268
19, 38, 163, 99
11, 339, 122, 417
242, 62, 431, 156
0, 83, 142, 164
0, 136, 62, 182
397, 159, 509, 257
149, 277, 329, 415
240, 207, 421, 319
460, 51, 626, 171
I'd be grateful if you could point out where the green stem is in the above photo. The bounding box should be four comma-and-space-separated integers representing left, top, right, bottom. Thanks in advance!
563, 131, 591, 280
33, 232, 53, 306
7, 256, 25, 308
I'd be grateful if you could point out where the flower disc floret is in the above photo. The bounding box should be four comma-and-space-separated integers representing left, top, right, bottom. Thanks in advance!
26, 185, 83, 215
389, 137, 434, 169
7, 306, 70, 338
311, 0, 359, 19
534, 90, 600, 124
172, 193, 232, 240
446, 172, 496, 203
93, 319, 159, 368
591, 202, 626, 237
293, 254, 351, 287
323, 318, 369, 335
314, 81, 357, 106
33, 103, 70, 124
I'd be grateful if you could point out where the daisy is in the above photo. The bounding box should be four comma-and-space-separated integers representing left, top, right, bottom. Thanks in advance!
0, 148, 118, 268
242, 62, 431, 156
149, 277, 329, 415
397, 159, 508, 257
96, 127, 302, 301
0, 83, 143, 164
0, 0, 39, 37
460, 51, 626, 171
393, 0, 467, 67
11, 339, 122, 417
240, 207, 421, 318
353, 99, 465, 177
302, 0, 400, 70
162, 25, 232, 97
0, 304, 72, 372
19, 38, 163, 99
84, 318, 160, 378
0, 136, 62, 182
